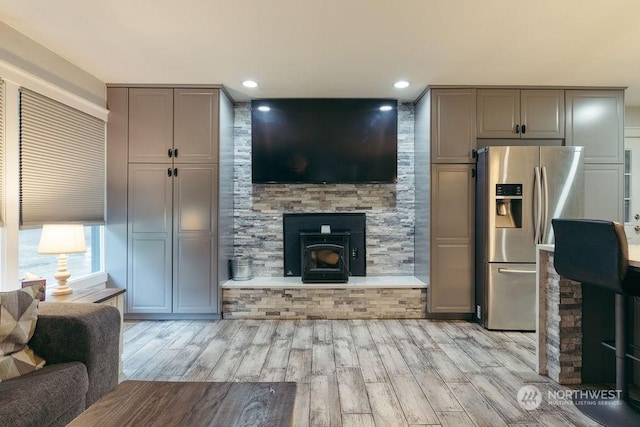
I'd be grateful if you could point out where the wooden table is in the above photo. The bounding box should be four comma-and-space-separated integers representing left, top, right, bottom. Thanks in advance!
68, 381, 297, 426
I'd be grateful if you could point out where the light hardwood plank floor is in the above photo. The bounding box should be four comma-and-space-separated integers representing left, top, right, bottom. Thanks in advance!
122, 319, 600, 426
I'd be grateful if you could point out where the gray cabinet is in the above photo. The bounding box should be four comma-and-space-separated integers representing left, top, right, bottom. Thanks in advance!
120, 87, 228, 316
565, 90, 624, 163
584, 163, 624, 222
173, 164, 218, 313
431, 88, 476, 163
429, 164, 475, 313
128, 88, 173, 163
129, 88, 219, 164
127, 164, 173, 313
127, 164, 219, 314
566, 90, 624, 223
174, 89, 220, 164
477, 89, 564, 139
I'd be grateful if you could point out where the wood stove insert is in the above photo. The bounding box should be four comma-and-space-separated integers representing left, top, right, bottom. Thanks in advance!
300, 232, 350, 283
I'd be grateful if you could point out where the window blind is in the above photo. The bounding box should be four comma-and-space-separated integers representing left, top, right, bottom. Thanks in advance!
19, 88, 105, 227
0, 79, 4, 227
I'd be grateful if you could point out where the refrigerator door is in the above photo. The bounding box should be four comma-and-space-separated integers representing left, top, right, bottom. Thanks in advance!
485, 146, 540, 263
485, 263, 536, 330
539, 146, 585, 244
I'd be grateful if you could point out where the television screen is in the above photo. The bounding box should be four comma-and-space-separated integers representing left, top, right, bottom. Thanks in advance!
251, 99, 397, 184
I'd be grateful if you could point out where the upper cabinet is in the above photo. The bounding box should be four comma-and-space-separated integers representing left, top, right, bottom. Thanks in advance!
565, 90, 624, 163
174, 89, 220, 164
129, 88, 220, 164
477, 89, 564, 139
431, 88, 477, 163
128, 88, 174, 163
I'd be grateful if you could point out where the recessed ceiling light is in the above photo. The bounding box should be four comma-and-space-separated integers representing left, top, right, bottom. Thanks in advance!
379, 105, 393, 111
242, 80, 258, 88
394, 80, 410, 89
257, 106, 271, 112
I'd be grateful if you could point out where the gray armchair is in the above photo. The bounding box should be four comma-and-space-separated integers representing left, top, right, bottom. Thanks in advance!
0, 303, 121, 427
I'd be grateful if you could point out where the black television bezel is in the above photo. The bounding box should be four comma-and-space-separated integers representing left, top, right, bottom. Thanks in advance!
250, 98, 398, 184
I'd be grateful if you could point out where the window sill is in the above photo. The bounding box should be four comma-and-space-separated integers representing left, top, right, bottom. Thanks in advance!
64, 271, 108, 291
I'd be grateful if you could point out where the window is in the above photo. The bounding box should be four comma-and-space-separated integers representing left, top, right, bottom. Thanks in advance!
19, 225, 103, 284
17, 88, 106, 287
625, 149, 631, 223
19, 88, 105, 226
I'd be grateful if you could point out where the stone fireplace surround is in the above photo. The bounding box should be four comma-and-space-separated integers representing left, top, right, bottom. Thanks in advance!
232, 103, 416, 277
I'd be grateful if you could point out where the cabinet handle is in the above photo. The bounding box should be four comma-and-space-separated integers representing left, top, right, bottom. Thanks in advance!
521, 124, 526, 134
167, 168, 173, 177
471, 168, 476, 178
174, 168, 178, 177
174, 148, 178, 158
515, 124, 520, 134
471, 149, 477, 159
168, 148, 173, 158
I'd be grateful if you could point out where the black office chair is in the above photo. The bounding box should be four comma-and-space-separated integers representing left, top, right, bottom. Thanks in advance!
552, 218, 640, 427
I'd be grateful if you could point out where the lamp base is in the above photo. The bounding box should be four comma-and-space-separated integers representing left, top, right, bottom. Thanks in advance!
52, 254, 73, 296
51, 284, 73, 296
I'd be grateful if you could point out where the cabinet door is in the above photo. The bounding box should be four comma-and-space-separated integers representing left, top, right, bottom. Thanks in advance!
584, 163, 623, 222
520, 90, 564, 139
127, 164, 173, 313
431, 89, 477, 163
430, 164, 475, 313
173, 164, 219, 313
566, 90, 624, 163
477, 89, 520, 138
174, 89, 220, 164
128, 88, 174, 163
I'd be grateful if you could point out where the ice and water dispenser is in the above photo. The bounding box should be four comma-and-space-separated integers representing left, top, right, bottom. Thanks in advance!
495, 184, 522, 228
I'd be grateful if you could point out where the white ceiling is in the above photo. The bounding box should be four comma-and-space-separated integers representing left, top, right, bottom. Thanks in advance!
1, 0, 640, 105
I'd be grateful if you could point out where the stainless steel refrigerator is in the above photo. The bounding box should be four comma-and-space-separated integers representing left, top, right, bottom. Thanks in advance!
475, 146, 584, 330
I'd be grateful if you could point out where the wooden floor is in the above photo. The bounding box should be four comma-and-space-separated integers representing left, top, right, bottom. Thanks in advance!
122, 319, 600, 427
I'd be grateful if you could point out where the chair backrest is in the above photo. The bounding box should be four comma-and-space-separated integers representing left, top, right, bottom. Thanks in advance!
551, 219, 629, 294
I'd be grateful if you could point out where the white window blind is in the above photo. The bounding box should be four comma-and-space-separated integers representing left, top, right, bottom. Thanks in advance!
19, 88, 105, 227
0, 79, 4, 227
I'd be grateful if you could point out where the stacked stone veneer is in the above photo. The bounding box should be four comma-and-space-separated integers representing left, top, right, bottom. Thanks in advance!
233, 103, 416, 276
222, 287, 427, 319
540, 251, 583, 384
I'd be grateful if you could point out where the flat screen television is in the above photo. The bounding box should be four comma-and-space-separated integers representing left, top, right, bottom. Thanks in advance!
251, 99, 397, 184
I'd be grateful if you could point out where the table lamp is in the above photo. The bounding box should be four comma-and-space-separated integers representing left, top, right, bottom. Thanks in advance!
37, 224, 86, 295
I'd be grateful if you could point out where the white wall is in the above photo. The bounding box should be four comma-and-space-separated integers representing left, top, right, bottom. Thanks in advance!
0, 21, 105, 106
626, 106, 640, 128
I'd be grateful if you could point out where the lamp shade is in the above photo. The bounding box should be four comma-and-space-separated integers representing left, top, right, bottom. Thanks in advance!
37, 224, 86, 255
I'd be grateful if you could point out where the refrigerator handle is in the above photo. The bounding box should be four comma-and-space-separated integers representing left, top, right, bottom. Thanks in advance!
541, 166, 549, 243
498, 268, 537, 274
534, 166, 542, 244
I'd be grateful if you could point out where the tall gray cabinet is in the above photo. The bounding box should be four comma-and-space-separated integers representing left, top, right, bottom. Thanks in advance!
106, 86, 234, 318
415, 88, 477, 315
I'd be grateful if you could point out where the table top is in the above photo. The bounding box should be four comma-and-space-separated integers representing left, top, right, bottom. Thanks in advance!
46, 286, 125, 304
629, 245, 640, 268
68, 380, 296, 426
